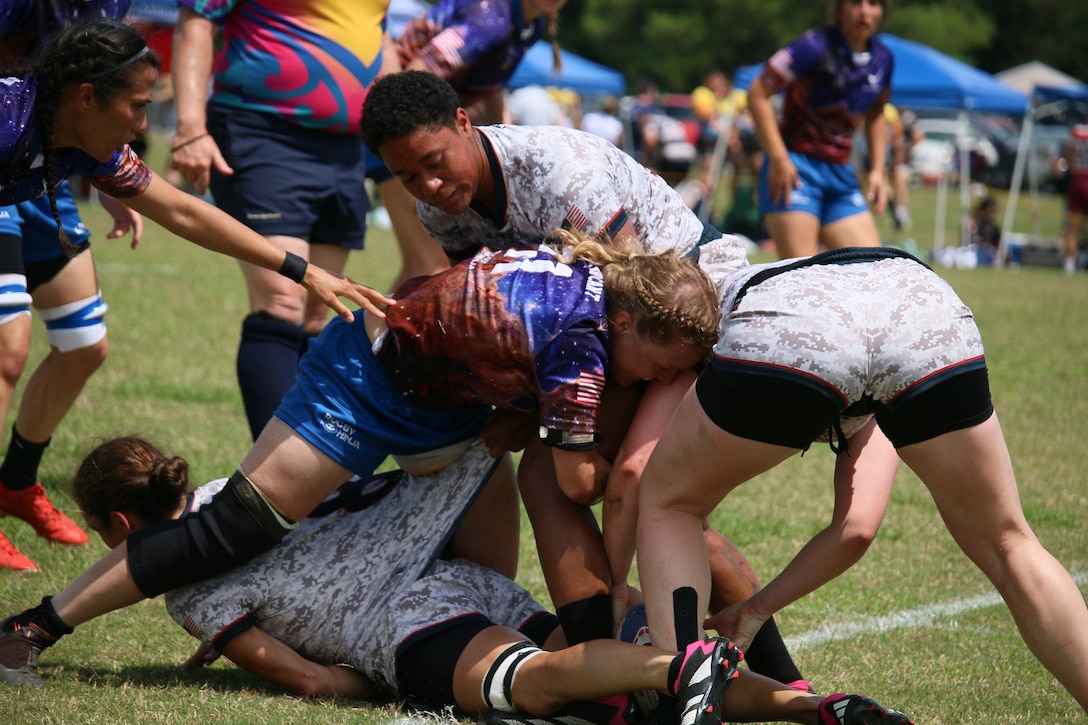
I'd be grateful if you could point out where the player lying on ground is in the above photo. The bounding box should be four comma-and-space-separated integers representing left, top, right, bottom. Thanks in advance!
54, 435, 912, 725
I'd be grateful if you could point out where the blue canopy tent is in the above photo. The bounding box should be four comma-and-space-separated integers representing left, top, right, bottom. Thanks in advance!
1034, 83, 1088, 102
735, 34, 1030, 251
507, 41, 626, 97
878, 34, 1029, 253
735, 35, 1029, 113
880, 34, 1029, 115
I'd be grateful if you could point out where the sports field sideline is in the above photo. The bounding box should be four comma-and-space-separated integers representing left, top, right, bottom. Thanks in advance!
0, 181, 1085, 723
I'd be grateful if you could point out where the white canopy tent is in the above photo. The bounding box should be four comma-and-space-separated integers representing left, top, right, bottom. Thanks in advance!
996, 61, 1084, 97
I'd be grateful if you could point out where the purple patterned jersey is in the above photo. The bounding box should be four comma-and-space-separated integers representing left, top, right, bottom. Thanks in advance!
381, 246, 609, 436
758, 26, 892, 164
396, 0, 543, 105
0, 75, 151, 205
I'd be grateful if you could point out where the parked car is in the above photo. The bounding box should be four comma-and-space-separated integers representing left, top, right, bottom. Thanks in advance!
657, 92, 704, 147
981, 121, 1071, 192
909, 116, 1000, 183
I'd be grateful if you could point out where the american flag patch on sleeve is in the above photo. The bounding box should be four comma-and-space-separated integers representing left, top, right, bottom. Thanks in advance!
575, 370, 606, 406
565, 204, 591, 233
431, 28, 467, 66
183, 615, 202, 639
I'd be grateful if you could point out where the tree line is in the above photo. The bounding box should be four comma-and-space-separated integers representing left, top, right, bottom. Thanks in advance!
556, 0, 1087, 96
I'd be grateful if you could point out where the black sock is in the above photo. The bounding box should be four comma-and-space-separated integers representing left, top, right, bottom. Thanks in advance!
34, 597, 73, 640
667, 653, 683, 695
0, 426, 50, 490
743, 615, 804, 684
3, 596, 74, 648
555, 594, 613, 644
237, 312, 306, 441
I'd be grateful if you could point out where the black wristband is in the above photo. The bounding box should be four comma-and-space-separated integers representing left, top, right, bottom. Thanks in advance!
278, 251, 308, 284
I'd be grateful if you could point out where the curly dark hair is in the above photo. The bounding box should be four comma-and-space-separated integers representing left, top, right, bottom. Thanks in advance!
361, 70, 461, 154
30, 18, 159, 254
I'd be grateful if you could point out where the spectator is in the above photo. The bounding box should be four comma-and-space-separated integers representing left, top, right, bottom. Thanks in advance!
628, 77, 662, 166
888, 107, 920, 231
747, 0, 892, 259
968, 196, 1001, 262
1059, 122, 1088, 274
506, 84, 564, 126
581, 95, 624, 147
396, 0, 567, 125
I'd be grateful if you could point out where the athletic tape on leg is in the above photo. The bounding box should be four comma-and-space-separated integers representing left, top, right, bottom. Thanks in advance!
481, 641, 543, 712
673, 587, 701, 648
39, 292, 108, 352
0, 273, 31, 325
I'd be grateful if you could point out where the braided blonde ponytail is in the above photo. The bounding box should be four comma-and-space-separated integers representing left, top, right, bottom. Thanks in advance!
544, 229, 719, 350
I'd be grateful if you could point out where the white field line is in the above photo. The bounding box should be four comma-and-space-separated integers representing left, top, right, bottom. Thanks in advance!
785, 569, 1088, 651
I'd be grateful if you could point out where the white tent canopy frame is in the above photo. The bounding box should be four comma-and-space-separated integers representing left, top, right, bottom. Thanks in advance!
998, 99, 1075, 262
998, 85, 1088, 264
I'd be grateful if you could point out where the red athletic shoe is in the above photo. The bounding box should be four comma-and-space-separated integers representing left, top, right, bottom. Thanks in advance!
0, 482, 89, 545
0, 530, 39, 572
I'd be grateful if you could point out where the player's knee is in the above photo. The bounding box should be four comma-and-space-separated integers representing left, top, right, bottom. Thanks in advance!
481, 641, 545, 714
0, 331, 31, 387
53, 336, 109, 379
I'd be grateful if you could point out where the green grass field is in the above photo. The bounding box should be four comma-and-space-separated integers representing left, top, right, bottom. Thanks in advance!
0, 171, 1085, 723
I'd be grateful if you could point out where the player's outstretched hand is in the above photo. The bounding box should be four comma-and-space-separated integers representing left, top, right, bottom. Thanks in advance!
181, 641, 220, 670
99, 192, 144, 247
703, 600, 768, 653
302, 265, 394, 323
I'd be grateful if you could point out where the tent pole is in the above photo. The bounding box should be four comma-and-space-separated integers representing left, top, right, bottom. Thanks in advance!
700, 114, 735, 224
957, 111, 972, 248
935, 164, 948, 252
999, 106, 1034, 266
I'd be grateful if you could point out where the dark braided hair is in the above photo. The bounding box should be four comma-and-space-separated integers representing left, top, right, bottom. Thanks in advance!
72, 437, 191, 529
547, 229, 721, 351
546, 12, 563, 73
30, 18, 159, 255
